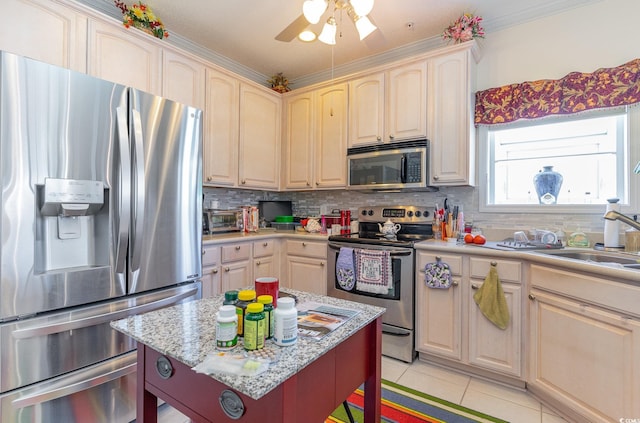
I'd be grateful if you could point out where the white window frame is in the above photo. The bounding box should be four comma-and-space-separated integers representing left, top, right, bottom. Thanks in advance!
478, 106, 640, 215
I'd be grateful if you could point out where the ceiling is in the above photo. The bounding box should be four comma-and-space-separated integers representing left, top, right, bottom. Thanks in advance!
86, 0, 599, 83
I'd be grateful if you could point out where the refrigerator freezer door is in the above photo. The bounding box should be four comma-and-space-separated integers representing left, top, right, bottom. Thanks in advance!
0, 51, 128, 321
127, 89, 203, 294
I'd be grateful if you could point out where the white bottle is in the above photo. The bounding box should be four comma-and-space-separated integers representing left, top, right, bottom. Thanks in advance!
274, 297, 297, 346
216, 305, 238, 350
604, 198, 622, 248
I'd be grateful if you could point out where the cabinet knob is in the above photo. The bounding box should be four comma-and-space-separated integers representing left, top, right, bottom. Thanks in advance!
224, 267, 230, 272
235, 245, 241, 250
207, 176, 213, 182
306, 181, 311, 186
302, 242, 306, 247
241, 179, 246, 185
376, 136, 382, 141
212, 268, 219, 274
256, 260, 261, 266
389, 134, 395, 140
528, 293, 536, 301
452, 280, 459, 287
263, 242, 268, 246
433, 175, 439, 180
315, 181, 319, 186
320, 261, 325, 266
471, 284, 479, 290
202, 250, 206, 256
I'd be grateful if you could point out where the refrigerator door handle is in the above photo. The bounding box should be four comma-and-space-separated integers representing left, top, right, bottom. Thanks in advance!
11, 286, 198, 339
130, 107, 146, 281
11, 353, 137, 409
115, 106, 131, 277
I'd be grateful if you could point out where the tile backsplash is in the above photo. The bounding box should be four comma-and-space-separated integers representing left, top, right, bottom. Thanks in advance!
203, 186, 611, 243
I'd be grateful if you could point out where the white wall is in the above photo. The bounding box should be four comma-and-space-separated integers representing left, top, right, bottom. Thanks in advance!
477, 0, 640, 90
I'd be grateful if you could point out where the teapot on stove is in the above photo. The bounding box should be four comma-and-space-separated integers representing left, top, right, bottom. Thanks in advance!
378, 218, 401, 237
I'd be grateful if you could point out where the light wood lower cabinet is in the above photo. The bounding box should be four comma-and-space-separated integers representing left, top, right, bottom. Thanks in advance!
201, 245, 221, 298
528, 265, 640, 422
220, 242, 252, 292
284, 239, 326, 295
415, 251, 523, 381
253, 239, 280, 280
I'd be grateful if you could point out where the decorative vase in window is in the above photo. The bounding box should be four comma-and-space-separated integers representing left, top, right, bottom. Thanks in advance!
533, 166, 563, 204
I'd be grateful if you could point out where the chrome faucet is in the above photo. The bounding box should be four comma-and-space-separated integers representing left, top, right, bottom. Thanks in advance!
603, 210, 640, 231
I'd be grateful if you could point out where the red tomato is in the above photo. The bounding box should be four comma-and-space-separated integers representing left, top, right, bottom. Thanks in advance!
473, 235, 487, 245
464, 233, 474, 244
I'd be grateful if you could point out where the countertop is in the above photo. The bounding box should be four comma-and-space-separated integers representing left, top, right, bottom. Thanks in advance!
414, 239, 640, 282
203, 229, 328, 245
110, 289, 385, 400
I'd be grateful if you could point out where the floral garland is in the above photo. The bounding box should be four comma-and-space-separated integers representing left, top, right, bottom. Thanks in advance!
114, 1, 168, 40
442, 13, 484, 44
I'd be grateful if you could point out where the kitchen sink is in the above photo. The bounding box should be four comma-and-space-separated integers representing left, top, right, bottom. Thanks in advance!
535, 249, 640, 268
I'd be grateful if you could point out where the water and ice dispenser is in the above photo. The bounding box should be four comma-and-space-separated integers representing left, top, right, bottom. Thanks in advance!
36, 178, 109, 272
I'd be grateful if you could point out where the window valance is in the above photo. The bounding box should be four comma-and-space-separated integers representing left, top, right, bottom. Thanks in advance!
474, 58, 640, 126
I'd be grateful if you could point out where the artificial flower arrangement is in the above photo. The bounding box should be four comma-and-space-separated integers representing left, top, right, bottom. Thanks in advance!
442, 13, 484, 44
114, 1, 169, 40
267, 73, 291, 93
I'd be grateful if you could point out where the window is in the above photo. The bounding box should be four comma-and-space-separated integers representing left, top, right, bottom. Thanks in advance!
479, 108, 640, 213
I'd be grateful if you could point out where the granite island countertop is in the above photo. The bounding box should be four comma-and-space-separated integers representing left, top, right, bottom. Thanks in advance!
111, 289, 385, 400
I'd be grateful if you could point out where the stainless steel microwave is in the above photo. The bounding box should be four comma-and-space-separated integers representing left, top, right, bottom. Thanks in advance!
347, 139, 436, 191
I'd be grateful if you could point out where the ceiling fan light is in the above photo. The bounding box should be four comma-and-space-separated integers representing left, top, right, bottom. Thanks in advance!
303, 0, 328, 24
298, 30, 317, 42
349, 0, 374, 17
318, 17, 337, 45
355, 15, 377, 40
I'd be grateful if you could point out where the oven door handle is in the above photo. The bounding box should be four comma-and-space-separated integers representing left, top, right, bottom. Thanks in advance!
382, 327, 412, 337
328, 243, 412, 256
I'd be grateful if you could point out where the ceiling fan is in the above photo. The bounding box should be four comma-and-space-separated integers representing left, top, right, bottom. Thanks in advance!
276, 0, 378, 45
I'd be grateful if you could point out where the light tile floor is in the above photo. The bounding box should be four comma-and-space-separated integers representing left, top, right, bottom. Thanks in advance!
149, 356, 570, 423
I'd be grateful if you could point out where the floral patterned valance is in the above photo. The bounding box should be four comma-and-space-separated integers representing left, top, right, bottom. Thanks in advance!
474, 58, 640, 126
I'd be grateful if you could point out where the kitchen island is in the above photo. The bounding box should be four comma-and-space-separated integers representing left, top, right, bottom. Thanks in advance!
111, 289, 385, 422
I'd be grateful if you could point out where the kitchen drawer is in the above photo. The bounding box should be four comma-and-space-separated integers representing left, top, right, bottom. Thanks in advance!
470, 257, 521, 283
253, 239, 276, 257
201, 245, 220, 267
416, 252, 462, 276
221, 242, 251, 263
286, 239, 326, 259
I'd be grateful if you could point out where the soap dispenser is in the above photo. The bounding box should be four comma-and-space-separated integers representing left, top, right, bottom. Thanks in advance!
604, 198, 622, 248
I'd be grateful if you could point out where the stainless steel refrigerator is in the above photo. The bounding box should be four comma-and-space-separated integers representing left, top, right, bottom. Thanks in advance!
0, 51, 203, 422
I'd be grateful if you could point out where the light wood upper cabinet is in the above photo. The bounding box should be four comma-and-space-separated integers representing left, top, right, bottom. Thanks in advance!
283, 83, 347, 190
284, 92, 314, 189
315, 84, 348, 188
0, 0, 87, 72
238, 84, 281, 190
348, 73, 385, 146
162, 50, 205, 110
348, 61, 427, 148
203, 68, 239, 187
87, 19, 161, 94
428, 42, 479, 186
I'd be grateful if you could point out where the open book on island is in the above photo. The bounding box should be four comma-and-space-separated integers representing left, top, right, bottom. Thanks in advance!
296, 301, 362, 341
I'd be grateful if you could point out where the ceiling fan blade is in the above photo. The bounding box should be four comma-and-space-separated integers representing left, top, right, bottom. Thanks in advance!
275, 14, 310, 42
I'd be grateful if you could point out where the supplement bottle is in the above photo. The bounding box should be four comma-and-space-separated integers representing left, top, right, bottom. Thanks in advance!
223, 290, 238, 306
257, 295, 274, 339
215, 305, 238, 350
243, 302, 265, 351
274, 297, 297, 346
235, 289, 256, 337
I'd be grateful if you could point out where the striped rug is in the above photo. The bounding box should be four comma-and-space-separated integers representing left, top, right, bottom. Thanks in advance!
326, 379, 509, 423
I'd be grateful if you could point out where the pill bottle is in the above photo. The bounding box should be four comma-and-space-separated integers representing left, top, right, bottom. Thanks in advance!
274, 297, 297, 346
257, 295, 274, 339
235, 289, 256, 337
215, 305, 238, 350
243, 303, 265, 351
223, 290, 238, 306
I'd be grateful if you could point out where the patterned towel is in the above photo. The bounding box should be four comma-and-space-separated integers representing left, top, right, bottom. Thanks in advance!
355, 249, 392, 294
336, 247, 355, 291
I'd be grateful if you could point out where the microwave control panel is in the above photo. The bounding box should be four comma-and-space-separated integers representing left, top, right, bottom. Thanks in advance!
405, 152, 423, 183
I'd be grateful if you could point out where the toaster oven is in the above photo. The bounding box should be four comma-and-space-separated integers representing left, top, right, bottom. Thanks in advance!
203, 209, 242, 234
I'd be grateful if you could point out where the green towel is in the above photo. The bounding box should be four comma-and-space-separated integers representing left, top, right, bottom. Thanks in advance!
473, 265, 510, 330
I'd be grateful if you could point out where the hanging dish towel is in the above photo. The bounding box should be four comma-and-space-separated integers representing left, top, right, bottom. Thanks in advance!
424, 257, 452, 289
473, 263, 510, 330
335, 247, 355, 291
354, 249, 392, 294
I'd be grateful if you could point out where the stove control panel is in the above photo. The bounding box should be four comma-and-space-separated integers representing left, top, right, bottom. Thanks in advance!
358, 206, 432, 223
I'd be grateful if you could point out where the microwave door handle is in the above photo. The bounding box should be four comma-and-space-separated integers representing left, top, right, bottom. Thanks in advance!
400, 154, 407, 183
